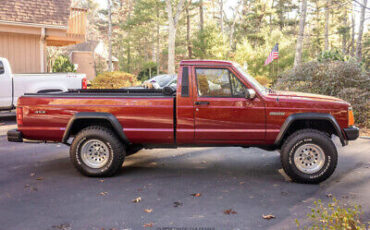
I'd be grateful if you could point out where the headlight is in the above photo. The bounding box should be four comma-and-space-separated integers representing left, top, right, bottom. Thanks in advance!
348, 107, 355, 126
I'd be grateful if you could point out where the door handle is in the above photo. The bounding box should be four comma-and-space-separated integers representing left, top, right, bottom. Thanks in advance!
195, 101, 210, 105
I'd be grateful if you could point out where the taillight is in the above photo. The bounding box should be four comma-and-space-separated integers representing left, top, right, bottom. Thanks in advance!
16, 107, 23, 126
348, 107, 355, 126
82, 78, 87, 89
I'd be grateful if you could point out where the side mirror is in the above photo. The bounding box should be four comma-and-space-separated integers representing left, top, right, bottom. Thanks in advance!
245, 89, 256, 99
0, 62, 4, 75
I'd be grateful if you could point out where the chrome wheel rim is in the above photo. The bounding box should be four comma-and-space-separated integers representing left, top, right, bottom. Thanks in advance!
294, 143, 325, 174
80, 139, 110, 168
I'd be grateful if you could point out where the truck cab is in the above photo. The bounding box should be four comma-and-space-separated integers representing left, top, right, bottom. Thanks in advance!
176, 60, 266, 145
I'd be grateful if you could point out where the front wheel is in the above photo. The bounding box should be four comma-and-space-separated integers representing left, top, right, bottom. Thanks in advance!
280, 129, 338, 184
70, 126, 125, 177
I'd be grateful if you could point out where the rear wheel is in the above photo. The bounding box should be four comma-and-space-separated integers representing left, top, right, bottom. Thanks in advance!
70, 126, 125, 177
280, 129, 338, 184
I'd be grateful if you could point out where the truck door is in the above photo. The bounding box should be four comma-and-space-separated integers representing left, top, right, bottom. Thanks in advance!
0, 60, 13, 109
193, 67, 265, 144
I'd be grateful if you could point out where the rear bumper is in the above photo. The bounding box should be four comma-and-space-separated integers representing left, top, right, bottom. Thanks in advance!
7, 129, 23, 142
343, 126, 359, 141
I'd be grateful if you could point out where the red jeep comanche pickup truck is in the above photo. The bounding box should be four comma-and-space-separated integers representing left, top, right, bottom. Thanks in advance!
7, 60, 359, 183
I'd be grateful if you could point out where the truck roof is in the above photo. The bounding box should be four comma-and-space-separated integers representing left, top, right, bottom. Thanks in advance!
180, 60, 234, 66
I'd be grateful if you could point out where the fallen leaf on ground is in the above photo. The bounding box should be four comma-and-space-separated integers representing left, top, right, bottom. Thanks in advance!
36, 177, 43, 181
278, 169, 292, 182
191, 193, 201, 197
99, 179, 104, 183
239, 181, 245, 185
262, 214, 275, 220
99, 192, 108, 196
224, 209, 237, 215
144, 209, 152, 213
143, 223, 153, 227
52, 223, 71, 230
132, 197, 142, 203
281, 191, 288, 196
30, 173, 35, 177
173, 201, 183, 207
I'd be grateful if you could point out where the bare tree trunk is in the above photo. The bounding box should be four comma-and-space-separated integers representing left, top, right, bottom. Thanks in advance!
186, 2, 192, 58
107, 0, 113, 72
229, 1, 242, 51
324, 0, 331, 51
166, 0, 186, 74
294, 0, 307, 68
342, 9, 348, 54
269, 0, 275, 33
199, 0, 204, 32
351, 2, 356, 56
356, 0, 367, 60
156, 2, 160, 74
219, 0, 224, 35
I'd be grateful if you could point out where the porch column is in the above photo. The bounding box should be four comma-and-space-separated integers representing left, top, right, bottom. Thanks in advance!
40, 27, 46, 72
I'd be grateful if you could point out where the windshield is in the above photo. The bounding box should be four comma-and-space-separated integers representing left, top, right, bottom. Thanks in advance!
233, 63, 266, 94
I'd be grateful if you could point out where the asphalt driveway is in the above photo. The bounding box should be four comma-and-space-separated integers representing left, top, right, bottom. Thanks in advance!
0, 116, 369, 230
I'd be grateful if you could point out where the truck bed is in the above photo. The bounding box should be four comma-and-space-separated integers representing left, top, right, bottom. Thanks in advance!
18, 89, 176, 144
24, 88, 175, 97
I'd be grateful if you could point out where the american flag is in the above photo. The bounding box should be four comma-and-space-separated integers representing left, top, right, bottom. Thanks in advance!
264, 43, 279, 66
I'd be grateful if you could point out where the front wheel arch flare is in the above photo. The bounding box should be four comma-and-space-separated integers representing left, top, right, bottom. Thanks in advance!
274, 113, 346, 147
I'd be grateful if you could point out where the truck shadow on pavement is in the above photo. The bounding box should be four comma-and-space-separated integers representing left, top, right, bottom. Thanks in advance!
122, 147, 284, 180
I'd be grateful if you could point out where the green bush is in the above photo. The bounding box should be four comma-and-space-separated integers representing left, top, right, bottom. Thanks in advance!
90, 71, 140, 89
52, 55, 76, 73
275, 61, 370, 127
137, 62, 160, 82
317, 49, 348, 62
296, 197, 368, 230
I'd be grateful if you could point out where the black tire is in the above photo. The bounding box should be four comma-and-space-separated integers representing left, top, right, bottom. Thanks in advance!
70, 126, 125, 177
280, 129, 338, 184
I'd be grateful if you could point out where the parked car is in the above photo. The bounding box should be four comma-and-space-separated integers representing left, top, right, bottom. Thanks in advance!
0, 57, 87, 111
142, 74, 177, 89
8, 60, 359, 183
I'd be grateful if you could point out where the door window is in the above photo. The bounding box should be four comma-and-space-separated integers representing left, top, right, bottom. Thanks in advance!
196, 68, 231, 97
195, 68, 246, 97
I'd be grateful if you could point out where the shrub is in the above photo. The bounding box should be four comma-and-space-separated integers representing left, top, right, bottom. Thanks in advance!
255, 75, 272, 87
275, 61, 370, 127
317, 49, 347, 62
52, 55, 76, 72
90, 71, 140, 89
296, 197, 368, 230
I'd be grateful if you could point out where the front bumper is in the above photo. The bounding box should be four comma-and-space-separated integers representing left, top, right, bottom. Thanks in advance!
7, 129, 23, 142
343, 126, 359, 141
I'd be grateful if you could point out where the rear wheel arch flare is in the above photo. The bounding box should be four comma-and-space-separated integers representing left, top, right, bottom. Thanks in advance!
62, 112, 129, 144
